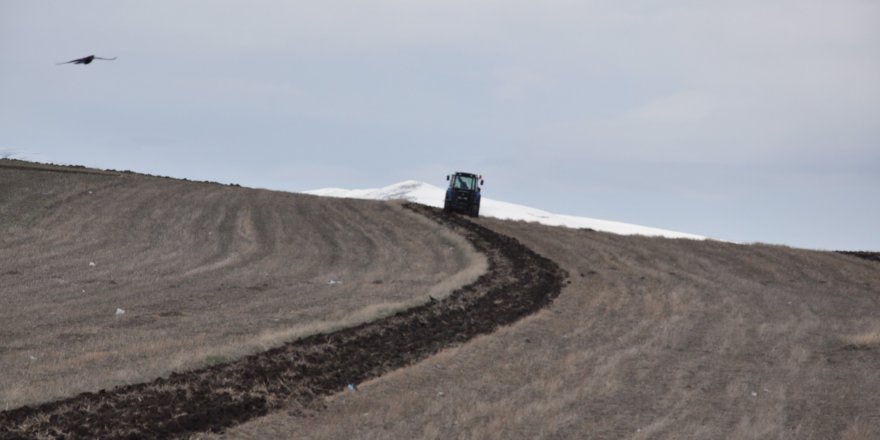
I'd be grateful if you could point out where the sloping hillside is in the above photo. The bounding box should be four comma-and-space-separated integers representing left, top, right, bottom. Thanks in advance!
0, 161, 485, 409
221, 217, 880, 439
3, 160, 878, 439
1, 202, 564, 439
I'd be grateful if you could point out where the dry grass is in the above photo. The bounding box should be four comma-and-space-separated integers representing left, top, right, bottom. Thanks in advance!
840, 419, 880, 440
841, 329, 880, 350
5, 160, 879, 439
0, 165, 485, 409
216, 217, 880, 440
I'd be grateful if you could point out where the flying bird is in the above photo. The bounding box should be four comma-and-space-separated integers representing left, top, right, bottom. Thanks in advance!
57, 55, 117, 65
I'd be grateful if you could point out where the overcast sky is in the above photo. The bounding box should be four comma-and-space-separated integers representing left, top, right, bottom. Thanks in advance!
2, 1, 878, 250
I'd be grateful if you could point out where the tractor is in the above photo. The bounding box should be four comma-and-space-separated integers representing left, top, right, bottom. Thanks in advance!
443, 172, 483, 217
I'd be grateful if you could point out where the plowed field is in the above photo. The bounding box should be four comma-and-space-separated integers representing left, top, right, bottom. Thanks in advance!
4, 159, 879, 440
220, 217, 880, 440
0, 160, 484, 410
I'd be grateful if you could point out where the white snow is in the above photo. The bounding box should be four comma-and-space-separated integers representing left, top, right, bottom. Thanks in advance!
305, 180, 707, 240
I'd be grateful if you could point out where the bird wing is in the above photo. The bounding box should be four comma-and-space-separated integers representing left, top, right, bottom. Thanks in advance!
57, 55, 92, 65
93, 57, 118, 61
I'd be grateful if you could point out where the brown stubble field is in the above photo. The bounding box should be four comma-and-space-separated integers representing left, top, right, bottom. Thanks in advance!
0, 160, 485, 410
3, 159, 879, 439
218, 217, 880, 439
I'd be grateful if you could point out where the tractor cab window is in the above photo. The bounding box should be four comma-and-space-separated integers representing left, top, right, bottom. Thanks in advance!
453, 175, 477, 191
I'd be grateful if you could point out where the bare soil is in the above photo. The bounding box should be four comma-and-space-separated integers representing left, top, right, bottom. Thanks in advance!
839, 251, 880, 263
222, 219, 880, 440
4, 159, 879, 440
0, 160, 484, 409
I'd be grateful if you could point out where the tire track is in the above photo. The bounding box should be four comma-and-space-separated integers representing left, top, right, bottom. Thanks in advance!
0, 204, 566, 439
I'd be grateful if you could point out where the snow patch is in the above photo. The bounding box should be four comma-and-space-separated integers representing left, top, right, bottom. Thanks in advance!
304, 181, 707, 240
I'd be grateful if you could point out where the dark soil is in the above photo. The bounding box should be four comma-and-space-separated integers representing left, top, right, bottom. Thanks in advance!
838, 251, 880, 263
0, 159, 122, 176
0, 204, 566, 439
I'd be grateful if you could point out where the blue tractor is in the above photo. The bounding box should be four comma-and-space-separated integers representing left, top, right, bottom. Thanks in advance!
444, 172, 483, 217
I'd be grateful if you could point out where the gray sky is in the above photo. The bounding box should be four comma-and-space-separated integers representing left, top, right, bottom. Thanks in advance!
2, 1, 878, 250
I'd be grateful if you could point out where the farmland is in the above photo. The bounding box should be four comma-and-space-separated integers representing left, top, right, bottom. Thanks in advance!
2, 160, 879, 439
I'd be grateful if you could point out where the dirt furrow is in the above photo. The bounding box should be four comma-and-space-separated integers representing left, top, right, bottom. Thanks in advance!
838, 251, 880, 263
0, 204, 566, 439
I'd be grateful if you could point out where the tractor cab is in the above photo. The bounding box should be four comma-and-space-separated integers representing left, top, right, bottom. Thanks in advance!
444, 172, 483, 217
